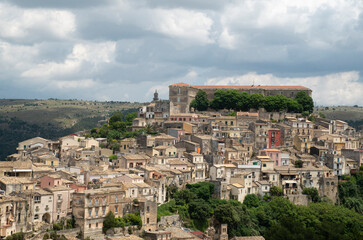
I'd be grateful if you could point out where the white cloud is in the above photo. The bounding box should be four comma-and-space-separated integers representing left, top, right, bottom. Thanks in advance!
185, 70, 198, 78
148, 8, 214, 44
206, 71, 363, 106
0, 2, 75, 42
0, 0, 362, 106
218, 0, 363, 49
21, 41, 116, 79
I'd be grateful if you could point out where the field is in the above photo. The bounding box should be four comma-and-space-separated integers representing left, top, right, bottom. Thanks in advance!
314, 106, 363, 121
0, 99, 142, 160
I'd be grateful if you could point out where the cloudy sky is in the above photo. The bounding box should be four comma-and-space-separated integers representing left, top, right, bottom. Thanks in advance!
0, 0, 362, 105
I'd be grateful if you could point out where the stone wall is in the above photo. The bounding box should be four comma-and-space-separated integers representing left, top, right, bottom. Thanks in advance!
287, 194, 309, 206
158, 215, 181, 229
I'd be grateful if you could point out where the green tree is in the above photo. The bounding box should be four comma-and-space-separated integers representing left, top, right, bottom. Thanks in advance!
286, 98, 303, 113
236, 92, 251, 111
210, 89, 227, 110
302, 187, 321, 203
173, 189, 197, 205
264, 95, 288, 112
103, 211, 117, 233
249, 93, 265, 110
270, 186, 283, 197
191, 90, 209, 111
295, 91, 314, 113
187, 182, 214, 201
189, 199, 212, 220
343, 197, 363, 214
109, 112, 123, 125
125, 112, 137, 123
243, 194, 262, 208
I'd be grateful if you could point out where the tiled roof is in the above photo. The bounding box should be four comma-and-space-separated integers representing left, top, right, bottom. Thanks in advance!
195, 85, 310, 90
171, 82, 310, 90
170, 82, 191, 86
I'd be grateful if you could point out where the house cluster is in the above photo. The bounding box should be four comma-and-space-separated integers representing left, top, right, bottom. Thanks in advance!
1, 84, 362, 239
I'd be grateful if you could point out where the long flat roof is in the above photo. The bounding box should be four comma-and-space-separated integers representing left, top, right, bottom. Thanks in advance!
171, 83, 310, 90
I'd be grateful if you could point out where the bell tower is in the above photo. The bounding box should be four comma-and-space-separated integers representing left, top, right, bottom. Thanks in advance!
153, 90, 159, 102
219, 224, 228, 240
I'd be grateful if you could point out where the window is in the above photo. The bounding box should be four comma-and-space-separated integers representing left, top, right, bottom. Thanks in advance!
147, 206, 150, 213
88, 209, 92, 218
178, 88, 181, 94
263, 164, 266, 167
34, 214, 39, 220
115, 196, 118, 203
89, 224, 91, 229
34, 196, 41, 203
95, 208, 98, 217
96, 223, 98, 228
115, 206, 118, 213
147, 218, 149, 224
102, 207, 106, 216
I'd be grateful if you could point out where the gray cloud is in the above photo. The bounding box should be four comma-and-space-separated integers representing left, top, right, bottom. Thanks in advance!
0, 0, 362, 105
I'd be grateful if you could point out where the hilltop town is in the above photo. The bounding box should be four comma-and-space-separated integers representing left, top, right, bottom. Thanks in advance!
0, 83, 362, 240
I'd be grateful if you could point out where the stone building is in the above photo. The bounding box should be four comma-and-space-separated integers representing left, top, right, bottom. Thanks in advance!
0, 196, 27, 237
169, 82, 312, 114
72, 187, 157, 238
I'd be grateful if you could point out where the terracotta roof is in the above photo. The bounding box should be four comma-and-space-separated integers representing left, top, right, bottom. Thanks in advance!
195, 85, 310, 90
170, 82, 191, 86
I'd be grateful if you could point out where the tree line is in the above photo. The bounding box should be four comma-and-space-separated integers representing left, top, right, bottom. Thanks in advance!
190, 89, 314, 114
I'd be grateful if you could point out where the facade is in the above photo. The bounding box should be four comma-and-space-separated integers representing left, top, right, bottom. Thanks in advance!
72, 187, 157, 238
0, 196, 27, 237
46, 186, 73, 222
169, 83, 312, 114
268, 129, 281, 148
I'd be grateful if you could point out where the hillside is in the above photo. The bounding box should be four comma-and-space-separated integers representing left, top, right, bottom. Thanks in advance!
0, 99, 142, 160
314, 106, 363, 130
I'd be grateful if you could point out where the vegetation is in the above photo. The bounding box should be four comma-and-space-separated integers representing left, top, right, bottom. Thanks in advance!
270, 186, 283, 197
103, 211, 142, 233
294, 160, 303, 168
0, 99, 140, 161
157, 182, 363, 239
302, 187, 321, 203
190, 89, 313, 114
6, 233, 25, 240
86, 111, 158, 152
338, 169, 363, 214
190, 90, 209, 111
